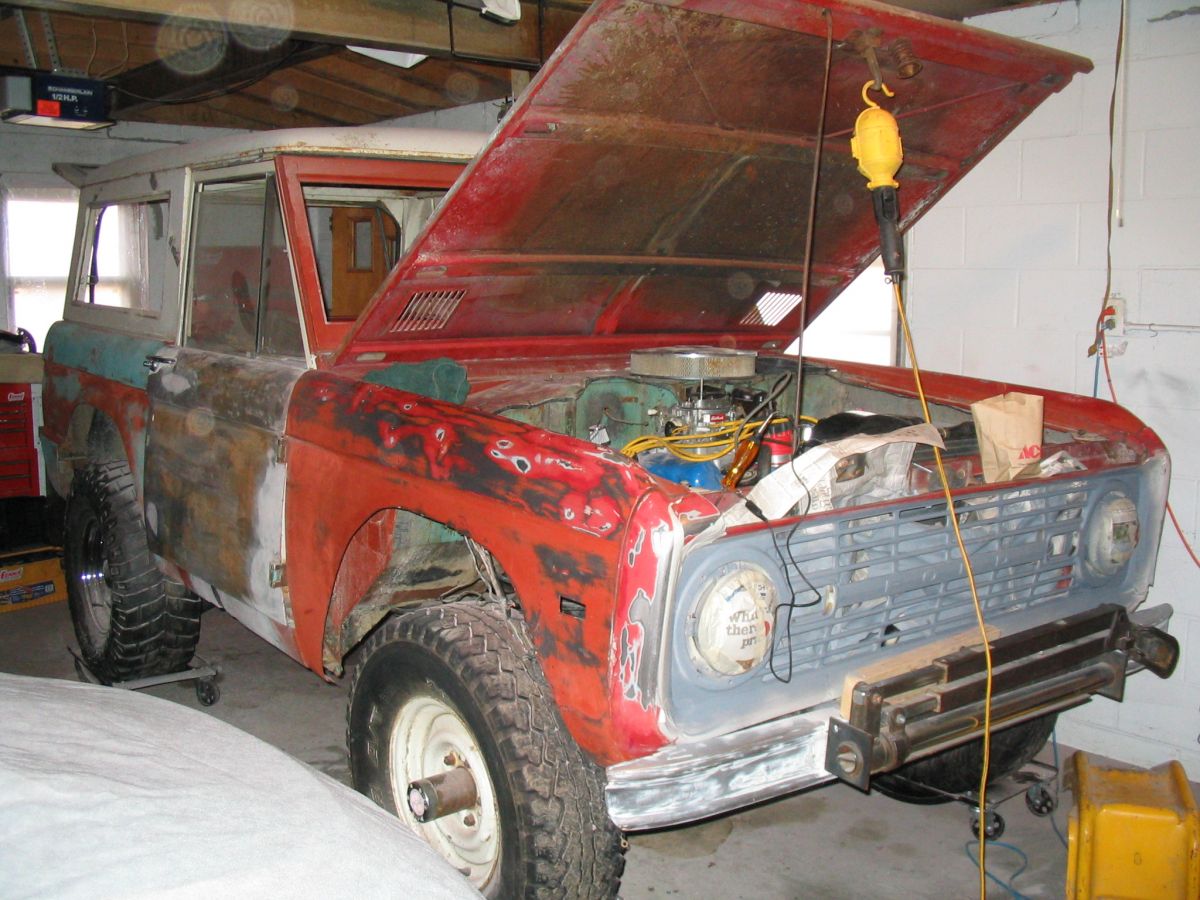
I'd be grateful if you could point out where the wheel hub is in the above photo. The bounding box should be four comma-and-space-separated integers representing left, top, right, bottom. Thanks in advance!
407, 764, 479, 822
390, 694, 500, 887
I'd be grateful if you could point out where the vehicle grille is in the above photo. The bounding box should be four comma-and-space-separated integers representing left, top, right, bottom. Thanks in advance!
764, 478, 1092, 680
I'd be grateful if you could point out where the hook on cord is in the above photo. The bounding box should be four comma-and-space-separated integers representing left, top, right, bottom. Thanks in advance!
861, 79, 895, 108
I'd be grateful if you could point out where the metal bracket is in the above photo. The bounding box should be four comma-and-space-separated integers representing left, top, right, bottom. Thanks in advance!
39, 11, 62, 72
825, 718, 875, 791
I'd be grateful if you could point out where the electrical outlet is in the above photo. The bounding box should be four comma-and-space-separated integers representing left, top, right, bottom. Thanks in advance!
1102, 293, 1125, 336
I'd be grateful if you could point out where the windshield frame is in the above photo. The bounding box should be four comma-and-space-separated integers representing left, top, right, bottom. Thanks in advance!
274, 154, 465, 361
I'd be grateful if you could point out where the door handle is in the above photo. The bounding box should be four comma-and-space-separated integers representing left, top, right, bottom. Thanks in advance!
143, 354, 176, 374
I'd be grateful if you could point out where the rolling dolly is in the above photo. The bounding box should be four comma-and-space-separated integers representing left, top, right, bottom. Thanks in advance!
70, 647, 222, 706
879, 759, 1059, 840
964, 760, 1059, 841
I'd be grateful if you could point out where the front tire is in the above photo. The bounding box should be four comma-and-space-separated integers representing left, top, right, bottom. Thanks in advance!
64, 461, 201, 682
347, 600, 624, 899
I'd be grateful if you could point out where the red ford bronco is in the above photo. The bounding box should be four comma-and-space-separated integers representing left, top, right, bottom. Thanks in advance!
43, 0, 1177, 895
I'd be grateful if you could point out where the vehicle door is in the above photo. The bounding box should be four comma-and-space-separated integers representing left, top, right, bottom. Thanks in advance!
142, 169, 308, 652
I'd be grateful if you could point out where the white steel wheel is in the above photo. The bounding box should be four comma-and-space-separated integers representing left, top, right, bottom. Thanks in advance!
390, 694, 500, 888
347, 601, 626, 898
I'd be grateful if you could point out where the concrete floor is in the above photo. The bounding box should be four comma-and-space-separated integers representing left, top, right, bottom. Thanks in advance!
2, 599, 1077, 898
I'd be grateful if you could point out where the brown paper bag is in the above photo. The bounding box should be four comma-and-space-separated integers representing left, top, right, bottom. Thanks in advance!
970, 392, 1044, 483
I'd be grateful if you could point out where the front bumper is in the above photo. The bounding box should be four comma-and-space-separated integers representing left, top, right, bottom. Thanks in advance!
826, 603, 1177, 789
604, 603, 1176, 831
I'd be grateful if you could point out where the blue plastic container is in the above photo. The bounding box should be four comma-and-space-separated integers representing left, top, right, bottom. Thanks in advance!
640, 450, 723, 490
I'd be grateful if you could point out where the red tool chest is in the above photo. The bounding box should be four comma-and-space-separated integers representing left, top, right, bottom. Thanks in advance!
0, 383, 39, 498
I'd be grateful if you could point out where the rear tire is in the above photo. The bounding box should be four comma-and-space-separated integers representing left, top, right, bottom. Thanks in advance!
874, 714, 1057, 804
347, 600, 624, 899
64, 461, 201, 682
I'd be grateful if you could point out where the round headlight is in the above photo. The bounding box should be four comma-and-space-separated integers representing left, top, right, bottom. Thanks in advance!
1084, 492, 1139, 578
690, 562, 778, 677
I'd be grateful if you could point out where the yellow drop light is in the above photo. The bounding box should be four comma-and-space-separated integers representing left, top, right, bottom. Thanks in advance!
850, 81, 903, 190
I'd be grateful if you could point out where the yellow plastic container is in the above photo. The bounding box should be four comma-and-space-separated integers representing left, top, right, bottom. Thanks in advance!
1066, 751, 1200, 899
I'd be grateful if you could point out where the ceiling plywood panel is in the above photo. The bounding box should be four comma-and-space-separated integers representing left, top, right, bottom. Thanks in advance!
0, 1, 1061, 130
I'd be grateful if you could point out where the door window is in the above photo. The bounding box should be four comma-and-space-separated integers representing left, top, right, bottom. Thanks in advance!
303, 186, 442, 322
75, 198, 170, 314
187, 177, 304, 359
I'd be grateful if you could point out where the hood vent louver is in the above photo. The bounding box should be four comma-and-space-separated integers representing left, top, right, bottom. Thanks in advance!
389, 288, 465, 333
740, 290, 803, 327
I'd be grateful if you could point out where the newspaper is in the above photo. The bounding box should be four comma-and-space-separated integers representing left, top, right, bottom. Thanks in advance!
691, 423, 944, 550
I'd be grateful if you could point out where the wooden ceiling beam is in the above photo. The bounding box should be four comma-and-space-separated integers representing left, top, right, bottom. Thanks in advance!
15, 0, 589, 69
268, 73, 408, 120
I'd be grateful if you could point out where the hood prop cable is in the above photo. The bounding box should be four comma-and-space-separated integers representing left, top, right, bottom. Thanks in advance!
790, 8, 834, 452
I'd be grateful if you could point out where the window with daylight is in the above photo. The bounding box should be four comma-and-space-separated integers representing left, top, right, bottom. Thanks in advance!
3, 188, 78, 349
76, 197, 171, 315
796, 259, 896, 365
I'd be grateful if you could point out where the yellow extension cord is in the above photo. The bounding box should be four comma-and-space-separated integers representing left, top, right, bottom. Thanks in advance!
892, 279, 995, 897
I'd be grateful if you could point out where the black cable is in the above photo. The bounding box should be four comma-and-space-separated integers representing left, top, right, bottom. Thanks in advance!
744, 371, 792, 427
111, 44, 307, 106
767, 478, 822, 684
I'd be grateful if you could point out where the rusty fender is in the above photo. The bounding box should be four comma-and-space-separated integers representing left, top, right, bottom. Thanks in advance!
41, 359, 152, 498
284, 370, 675, 764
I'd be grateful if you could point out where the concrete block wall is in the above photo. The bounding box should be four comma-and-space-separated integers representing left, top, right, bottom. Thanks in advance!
907, 0, 1200, 774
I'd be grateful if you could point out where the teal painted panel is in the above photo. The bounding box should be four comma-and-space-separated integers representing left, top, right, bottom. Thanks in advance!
44, 320, 168, 390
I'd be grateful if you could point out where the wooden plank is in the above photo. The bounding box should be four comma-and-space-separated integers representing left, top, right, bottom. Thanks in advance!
282, 57, 421, 113
15, 0, 588, 66
839, 625, 1000, 720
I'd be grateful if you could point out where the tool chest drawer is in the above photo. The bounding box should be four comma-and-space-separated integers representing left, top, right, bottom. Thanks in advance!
0, 383, 38, 498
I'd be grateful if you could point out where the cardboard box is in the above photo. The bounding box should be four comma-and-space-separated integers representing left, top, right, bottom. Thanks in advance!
0, 548, 65, 613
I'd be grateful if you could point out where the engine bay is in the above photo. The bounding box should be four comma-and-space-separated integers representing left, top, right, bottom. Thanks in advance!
487, 346, 1136, 510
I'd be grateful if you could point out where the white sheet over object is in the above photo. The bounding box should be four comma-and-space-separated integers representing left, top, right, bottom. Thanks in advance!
0, 673, 482, 900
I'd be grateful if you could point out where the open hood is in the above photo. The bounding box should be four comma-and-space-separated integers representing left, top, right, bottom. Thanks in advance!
341, 0, 1090, 358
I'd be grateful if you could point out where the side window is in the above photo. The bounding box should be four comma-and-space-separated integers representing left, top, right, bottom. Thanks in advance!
303, 186, 443, 322
260, 186, 305, 358
187, 178, 304, 359
77, 198, 169, 314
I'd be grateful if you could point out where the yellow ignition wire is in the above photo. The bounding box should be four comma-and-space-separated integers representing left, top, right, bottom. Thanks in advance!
621, 414, 810, 463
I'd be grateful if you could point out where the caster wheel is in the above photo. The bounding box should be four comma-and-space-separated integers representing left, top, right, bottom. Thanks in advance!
971, 808, 1005, 841
1025, 783, 1056, 816
196, 678, 220, 706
